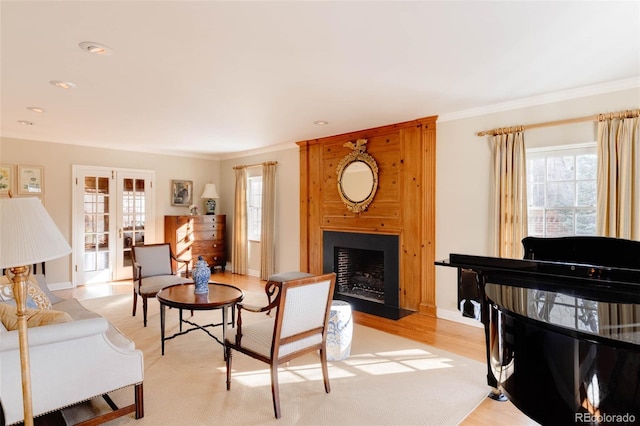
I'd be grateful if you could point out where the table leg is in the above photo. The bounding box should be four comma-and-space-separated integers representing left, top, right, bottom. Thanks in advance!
160, 303, 166, 356
222, 306, 228, 343
232, 305, 236, 328
179, 309, 183, 332
222, 306, 229, 361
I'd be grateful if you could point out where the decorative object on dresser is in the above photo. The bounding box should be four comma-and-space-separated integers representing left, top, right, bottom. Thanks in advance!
164, 214, 227, 275
200, 182, 220, 215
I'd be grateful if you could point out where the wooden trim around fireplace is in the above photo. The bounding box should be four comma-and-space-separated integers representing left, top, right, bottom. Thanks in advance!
297, 116, 437, 316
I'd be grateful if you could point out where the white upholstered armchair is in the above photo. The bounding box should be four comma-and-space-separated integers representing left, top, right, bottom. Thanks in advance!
224, 272, 337, 418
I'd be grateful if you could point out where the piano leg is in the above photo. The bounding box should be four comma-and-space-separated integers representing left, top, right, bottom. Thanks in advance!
483, 278, 508, 402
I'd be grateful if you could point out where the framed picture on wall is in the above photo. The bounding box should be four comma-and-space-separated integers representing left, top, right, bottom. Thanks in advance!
17, 165, 44, 195
171, 180, 192, 206
0, 164, 15, 196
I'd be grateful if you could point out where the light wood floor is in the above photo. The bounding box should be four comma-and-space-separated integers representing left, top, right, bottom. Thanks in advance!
54, 271, 537, 425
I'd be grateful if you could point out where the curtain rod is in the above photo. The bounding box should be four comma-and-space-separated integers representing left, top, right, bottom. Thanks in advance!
233, 161, 278, 170
476, 108, 640, 137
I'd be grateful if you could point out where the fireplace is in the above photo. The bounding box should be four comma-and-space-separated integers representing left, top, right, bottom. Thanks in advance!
323, 231, 410, 319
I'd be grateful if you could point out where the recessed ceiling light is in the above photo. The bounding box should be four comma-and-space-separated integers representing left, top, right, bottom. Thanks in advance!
27, 107, 45, 113
79, 41, 112, 55
18, 120, 34, 126
49, 80, 76, 89
314, 120, 329, 125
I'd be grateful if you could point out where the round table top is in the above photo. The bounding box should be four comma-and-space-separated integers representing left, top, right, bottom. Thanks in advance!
156, 282, 244, 310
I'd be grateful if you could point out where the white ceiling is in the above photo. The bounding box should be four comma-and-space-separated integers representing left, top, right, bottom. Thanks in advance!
2, 1, 639, 159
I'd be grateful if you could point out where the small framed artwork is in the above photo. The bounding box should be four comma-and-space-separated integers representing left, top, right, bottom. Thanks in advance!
171, 180, 193, 206
17, 165, 44, 195
0, 164, 15, 196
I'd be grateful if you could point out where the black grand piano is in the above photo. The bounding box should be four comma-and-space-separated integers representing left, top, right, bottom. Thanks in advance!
437, 236, 640, 425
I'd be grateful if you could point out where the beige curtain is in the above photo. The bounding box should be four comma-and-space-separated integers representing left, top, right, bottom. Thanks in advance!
492, 129, 528, 258
260, 162, 277, 280
232, 166, 248, 275
596, 110, 640, 239
596, 110, 640, 334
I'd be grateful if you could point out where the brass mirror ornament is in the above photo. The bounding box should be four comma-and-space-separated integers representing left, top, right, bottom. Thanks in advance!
336, 138, 379, 213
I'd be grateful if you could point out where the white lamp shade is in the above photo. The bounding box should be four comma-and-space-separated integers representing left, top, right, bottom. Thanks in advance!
201, 183, 219, 199
0, 197, 71, 269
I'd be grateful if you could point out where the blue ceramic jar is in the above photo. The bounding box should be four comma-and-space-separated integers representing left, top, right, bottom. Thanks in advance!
193, 256, 211, 294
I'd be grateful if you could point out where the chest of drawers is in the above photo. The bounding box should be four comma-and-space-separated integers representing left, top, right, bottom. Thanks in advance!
164, 214, 226, 274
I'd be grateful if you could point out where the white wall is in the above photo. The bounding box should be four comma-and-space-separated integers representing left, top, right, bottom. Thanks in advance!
435, 87, 640, 324
219, 145, 301, 275
0, 137, 221, 286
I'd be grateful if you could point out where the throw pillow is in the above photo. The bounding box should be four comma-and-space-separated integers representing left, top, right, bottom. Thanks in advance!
0, 303, 72, 330
0, 274, 52, 309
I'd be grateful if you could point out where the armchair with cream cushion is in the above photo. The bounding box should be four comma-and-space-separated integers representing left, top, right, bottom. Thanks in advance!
224, 272, 337, 419
131, 243, 191, 327
0, 272, 144, 425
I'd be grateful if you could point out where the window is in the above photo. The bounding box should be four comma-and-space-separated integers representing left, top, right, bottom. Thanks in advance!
526, 143, 600, 332
248, 176, 262, 241
526, 143, 597, 237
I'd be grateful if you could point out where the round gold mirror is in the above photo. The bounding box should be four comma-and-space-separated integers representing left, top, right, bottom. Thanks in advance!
336, 139, 378, 213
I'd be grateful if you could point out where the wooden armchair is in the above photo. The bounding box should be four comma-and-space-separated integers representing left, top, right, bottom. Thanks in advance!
131, 243, 191, 326
224, 272, 337, 418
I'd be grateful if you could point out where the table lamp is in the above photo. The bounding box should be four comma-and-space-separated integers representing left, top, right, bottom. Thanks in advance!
0, 196, 72, 426
200, 183, 219, 215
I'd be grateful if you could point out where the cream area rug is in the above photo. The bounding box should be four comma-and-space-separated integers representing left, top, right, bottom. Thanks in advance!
62, 294, 488, 426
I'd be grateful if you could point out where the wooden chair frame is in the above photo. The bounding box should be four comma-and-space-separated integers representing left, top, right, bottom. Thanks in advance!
224, 272, 337, 418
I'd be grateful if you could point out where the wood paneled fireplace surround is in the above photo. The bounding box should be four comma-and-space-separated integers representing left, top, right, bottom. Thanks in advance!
297, 116, 437, 319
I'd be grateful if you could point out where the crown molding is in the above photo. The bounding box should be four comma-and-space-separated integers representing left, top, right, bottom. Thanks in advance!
218, 141, 298, 161
438, 77, 640, 123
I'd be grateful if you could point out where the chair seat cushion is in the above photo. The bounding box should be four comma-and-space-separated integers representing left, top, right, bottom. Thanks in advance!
136, 275, 191, 295
227, 318, 323, 359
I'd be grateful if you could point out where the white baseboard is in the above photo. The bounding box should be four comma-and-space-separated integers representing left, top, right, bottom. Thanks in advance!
437, 308, 483, 328
47, 281, 73, 291
247, 269, 260, 277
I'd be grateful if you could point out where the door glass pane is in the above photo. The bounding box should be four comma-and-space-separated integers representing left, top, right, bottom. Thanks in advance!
122, 178, 145, 268
83, 176, 110, 273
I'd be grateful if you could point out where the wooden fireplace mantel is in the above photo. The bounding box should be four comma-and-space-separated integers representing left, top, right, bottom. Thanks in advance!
296, 116, 437, 316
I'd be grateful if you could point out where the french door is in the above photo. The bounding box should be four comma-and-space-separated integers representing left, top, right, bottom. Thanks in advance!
72, 166, 155, 285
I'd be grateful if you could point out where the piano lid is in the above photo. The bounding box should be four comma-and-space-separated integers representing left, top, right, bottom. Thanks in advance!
437, 253, 640, 305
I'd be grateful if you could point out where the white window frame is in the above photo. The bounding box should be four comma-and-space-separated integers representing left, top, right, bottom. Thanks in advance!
526, 142, 597, 238
247, 175, 262, 241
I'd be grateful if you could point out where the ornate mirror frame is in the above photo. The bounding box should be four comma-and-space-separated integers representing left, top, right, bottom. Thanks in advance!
336, 138, 379, 213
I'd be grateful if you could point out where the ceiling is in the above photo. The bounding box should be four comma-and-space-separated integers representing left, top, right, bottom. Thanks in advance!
2, 1, 639, 160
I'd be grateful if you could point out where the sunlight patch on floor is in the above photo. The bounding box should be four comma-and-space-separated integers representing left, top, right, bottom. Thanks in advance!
217, 348, 458, 388
217, 362, 356, 388
344, 349, 455, 375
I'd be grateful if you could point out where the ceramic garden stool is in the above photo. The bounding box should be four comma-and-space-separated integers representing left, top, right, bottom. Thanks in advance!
326, 300, 353, 361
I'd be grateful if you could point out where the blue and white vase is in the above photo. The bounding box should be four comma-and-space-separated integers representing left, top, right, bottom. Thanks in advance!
193, 256, 211, 294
